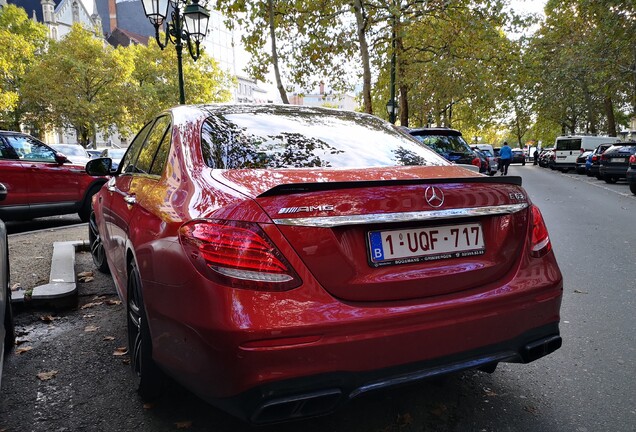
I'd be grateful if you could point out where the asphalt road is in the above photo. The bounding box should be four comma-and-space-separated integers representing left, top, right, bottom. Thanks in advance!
0, 164, 634, 431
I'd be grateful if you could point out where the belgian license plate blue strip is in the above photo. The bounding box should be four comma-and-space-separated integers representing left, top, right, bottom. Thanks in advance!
368, 222, 485, 267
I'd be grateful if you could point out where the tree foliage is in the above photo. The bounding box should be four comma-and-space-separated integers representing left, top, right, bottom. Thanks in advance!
0, 5, 48, 131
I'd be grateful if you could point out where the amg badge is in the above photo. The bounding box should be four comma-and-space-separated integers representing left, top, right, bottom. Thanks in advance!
278, 205, 335, 214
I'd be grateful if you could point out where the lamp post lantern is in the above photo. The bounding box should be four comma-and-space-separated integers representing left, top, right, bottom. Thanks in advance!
141, 0, 210, 104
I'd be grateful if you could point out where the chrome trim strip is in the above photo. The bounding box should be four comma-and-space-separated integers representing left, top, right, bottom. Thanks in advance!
272, 203, 528, 228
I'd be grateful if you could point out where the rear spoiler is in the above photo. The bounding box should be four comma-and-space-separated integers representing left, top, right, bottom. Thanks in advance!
258, 176, 522, 198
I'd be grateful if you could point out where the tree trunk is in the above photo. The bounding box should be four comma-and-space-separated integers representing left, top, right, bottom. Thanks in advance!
605, 96, 617, 137
351, 0, 373, 114
396, 19, 408, 126
268, 0, 289, 104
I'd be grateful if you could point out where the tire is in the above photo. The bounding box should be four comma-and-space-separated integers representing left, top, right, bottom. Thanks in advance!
604, 176, 617, 184
78, 184, 102, 223
630, 183, 636, 195
127, 260, 165, 401
89, 211, 109, 274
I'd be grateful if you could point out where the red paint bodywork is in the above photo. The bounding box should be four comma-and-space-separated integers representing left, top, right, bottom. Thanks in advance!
91, 105, 563, 422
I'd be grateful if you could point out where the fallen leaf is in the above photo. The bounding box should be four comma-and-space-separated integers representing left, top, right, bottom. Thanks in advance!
113, 347, 128, 356
103, 336, 115, 341
84, 325, 99, 332
175, 421, 193, 429
37, 370, 58, 381
80, 302, 103, 310
15, 346, 33, 355
122, 358, 130, 365
573, 289, 588, 294
93, 295, 107, 301
143, 403, 154, 410
78, 276, 94, 283
83, 314, 96, 319
77, 271, 94, 278
524, 405, 538, 414
106, 299, 122, 306
10, 283, 21, 291
39, 315, 59, 323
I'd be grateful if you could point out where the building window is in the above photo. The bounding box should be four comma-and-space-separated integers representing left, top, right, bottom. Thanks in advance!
72, 2, 80, 23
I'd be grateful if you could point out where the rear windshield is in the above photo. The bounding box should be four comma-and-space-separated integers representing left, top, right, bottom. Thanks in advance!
409, 134, 472, 157
200, 109, 447, 169
556, 139, 581, 151
605, 144, 636, 154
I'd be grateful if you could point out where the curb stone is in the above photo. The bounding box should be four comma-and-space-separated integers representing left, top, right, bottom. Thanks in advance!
12, 240, 89, 304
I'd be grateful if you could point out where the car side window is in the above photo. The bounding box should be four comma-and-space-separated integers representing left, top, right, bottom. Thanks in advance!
0, 139, 19, 159
119, 121, 153, 174
136, 116, 171, 175
4, 135, 56, 162
149, 122, 172, 176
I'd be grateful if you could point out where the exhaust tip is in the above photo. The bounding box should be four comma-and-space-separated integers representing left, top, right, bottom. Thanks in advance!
522, 335, 562, 363
251, 389, 342, 424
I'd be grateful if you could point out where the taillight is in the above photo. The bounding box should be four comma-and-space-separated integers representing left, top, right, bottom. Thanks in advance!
601, 154, 608, 161
592, 155, 598, 162
471, 157, 481, 167
179, 219, 301, 291
630, 154, 636, 164
530, 206, 552, 258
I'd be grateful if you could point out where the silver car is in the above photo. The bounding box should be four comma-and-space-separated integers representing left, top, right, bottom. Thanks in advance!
0, 215, 15, 390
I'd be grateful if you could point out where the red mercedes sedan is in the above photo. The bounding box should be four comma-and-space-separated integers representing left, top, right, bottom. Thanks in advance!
86, 105, 563, 424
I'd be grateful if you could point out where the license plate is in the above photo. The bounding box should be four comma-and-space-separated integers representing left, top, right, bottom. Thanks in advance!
611, 158, 625, 163
368, 223, 485, 267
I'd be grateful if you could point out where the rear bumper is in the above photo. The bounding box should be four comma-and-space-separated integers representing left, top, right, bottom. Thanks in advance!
599, 165, 628, 177
553, 162, 575, 169
151, 250, 563, 423
222, 324, 561, 424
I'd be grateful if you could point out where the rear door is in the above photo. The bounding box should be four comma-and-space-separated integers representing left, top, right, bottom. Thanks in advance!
102, 116, 172, 285
3, 134, 82, 204
555, 138, 581, 166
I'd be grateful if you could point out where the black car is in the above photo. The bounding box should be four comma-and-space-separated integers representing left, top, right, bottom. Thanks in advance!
408, 128, 481, 170
599, 142, 636, 183
626, 153, 636, 195
575, 150, 592, 174
511, 149, 526, 165
587, 143, 613, 179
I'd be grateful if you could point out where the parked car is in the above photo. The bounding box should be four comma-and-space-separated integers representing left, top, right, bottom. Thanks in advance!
0, 216, 14, 390
586, 143, 613, 179
553, 135, 620, 172
0, 131, 108, 221
86, 149, 102, 159
511, 148, 526, 165
98, 147, 127, 170
538, 149, 554, 168
408, 127, 482, 170
472, 146, 498, 175
599, 142, 636, 183
627, 153, 636, 195
575, 150, 593, 174
50, 143, 92, 166
87, 104, 563, 424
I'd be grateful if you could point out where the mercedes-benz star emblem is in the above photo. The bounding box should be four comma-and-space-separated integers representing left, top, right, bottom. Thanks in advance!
424, 186, 445, 208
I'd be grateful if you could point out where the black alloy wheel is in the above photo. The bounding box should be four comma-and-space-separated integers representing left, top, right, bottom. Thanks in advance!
604, 175, 618, 184
89, 211, 109, 274
127, 260, 165, 401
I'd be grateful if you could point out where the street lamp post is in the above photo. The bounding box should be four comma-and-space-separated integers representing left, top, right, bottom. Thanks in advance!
141, 0, 210, 105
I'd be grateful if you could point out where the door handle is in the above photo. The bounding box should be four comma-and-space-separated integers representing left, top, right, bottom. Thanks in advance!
124, 195, 136, 205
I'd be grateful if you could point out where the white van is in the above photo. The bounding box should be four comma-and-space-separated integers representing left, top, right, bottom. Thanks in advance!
553, 135, 621, 171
